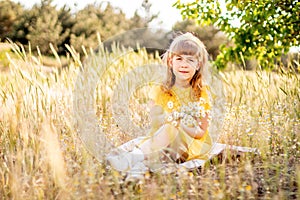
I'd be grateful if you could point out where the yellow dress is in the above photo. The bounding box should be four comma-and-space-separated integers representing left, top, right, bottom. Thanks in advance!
146, 85, 212, 161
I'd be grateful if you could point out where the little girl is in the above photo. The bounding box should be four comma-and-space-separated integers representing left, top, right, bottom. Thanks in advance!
107, 32, 212, 172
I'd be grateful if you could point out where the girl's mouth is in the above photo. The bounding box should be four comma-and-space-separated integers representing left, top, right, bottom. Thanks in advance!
179, 71, 189, 73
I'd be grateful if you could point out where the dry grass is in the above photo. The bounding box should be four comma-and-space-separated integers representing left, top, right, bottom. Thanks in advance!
0, 42, 299, 199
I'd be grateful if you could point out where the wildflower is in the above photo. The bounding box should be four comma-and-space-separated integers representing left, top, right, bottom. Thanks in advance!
181, 105, 188, 113
171, 121, 178, 127
207, 113, 212, 122
190, 111, 196, 117
199, 106, 205, 113
245, 185, 252, 191
179, 112, 186, 118
213, 180, 220, 187
195, 111, 201, 118
182, 114, 196, 127
201, 110, 206, 118
194, 101, 201, 107
247, 132, 254, 136
173, 111, 180, 120
199, 97, 206, 104
166, 115, 173, 122
167, 101, 174, 109
168, 100, 210, 128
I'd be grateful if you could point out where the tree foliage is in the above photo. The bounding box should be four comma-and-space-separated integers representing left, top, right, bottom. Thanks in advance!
0, 0, 155, 56
70, 3, 124, 53
0, 0, 24, 41
25, 0, 68, 54
174, 0, 300, 69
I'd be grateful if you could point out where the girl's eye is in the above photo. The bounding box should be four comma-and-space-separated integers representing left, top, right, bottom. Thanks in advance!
176, 57, 182, 60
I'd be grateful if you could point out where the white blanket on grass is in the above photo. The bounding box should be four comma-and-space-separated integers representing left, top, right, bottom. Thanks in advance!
116, 137, 258, 171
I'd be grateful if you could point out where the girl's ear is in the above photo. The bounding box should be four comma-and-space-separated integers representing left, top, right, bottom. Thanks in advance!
197, 61, 202, 70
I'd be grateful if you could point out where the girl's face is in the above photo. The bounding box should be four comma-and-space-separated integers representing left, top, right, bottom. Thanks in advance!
170, 54, 199, 84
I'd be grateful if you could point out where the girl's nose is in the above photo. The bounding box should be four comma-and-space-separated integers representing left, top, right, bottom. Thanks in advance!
182, 61, 190, 68
181, 59, 188, 66
179, 64, 188, 69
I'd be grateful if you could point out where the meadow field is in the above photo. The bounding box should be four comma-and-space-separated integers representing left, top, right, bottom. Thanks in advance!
0, 42, 299, 199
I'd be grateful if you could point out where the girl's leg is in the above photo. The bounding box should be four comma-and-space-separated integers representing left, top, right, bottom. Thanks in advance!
107, 124, 182, 172
139, 123, 180, 156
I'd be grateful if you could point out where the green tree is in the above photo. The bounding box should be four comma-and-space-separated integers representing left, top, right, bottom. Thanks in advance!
70, 2, 131, 53
1, 0, 158, 57
56, 5, 76, 54
25, 0, 68, 54
0, 0, 24, 41
8, 0, 69, 55
174, 0, 300, 69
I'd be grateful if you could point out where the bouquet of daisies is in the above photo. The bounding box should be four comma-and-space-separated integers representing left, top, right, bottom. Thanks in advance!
166, 97, 210, 128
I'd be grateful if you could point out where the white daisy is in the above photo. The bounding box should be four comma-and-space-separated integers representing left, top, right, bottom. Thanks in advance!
199, 97, 206, 104
181, 105, 188, 113
195, 111, 201, 118
167, 101, 174, 109
171, 121, 178, 127
166, 115, 173, 122
173, 111, 180, 120
179, 112, 185, 118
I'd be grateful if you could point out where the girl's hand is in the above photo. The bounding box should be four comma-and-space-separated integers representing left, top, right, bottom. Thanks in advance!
179, 113, 209, 139
196, 113, 209, 131
149, 104, 165, 127
179, 120, 205, 139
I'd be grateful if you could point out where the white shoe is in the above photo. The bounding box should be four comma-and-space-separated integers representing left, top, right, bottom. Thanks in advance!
125, 162, 148, 182
106, 147, 144, 172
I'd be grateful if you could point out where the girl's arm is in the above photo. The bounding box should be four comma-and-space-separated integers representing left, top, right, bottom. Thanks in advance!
180, 113, 209, 139
149, 105, 166, 128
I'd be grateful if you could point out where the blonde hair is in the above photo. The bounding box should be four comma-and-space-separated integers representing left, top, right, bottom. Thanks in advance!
162, 32, 209, 99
